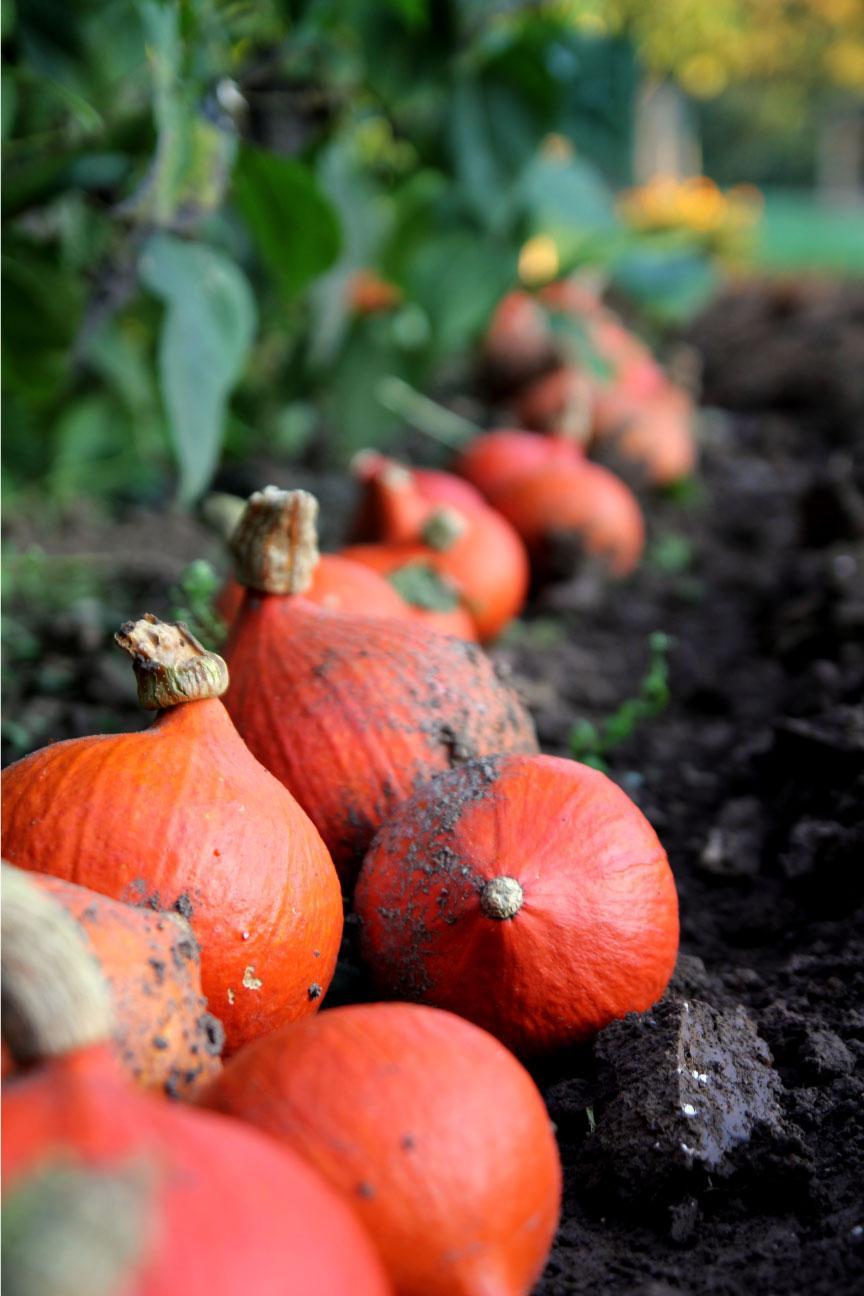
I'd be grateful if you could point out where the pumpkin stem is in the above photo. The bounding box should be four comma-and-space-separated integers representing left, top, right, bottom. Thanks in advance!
230, 486, 320, 595
1, 864, 113, 1064
115, 614, 229, 710
479, 876, 524, 920
421, 507, 468, 552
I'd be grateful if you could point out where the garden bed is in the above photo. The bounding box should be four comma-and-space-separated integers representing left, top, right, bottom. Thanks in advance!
3, 281, 863, 1295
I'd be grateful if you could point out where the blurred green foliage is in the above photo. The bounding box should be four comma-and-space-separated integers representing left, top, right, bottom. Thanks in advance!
6, 0, 840, 513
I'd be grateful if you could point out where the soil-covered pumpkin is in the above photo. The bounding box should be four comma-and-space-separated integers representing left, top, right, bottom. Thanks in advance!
355, 755, 679, 1055
200, 1001, 562, 1296
222, 488, 538, 887
20, 871, 223, 1098
1, 617, 342, 1053
1, 868, 392, 1296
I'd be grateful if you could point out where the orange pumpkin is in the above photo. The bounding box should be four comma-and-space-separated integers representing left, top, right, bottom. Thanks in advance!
337, 546, 479, 641
455, 428, 584, 499
223, 488, 538, 887
483, 289, 556, 388
491, 458, 645, 577
1, 617, 342, 1054
216, 552, 414, 630
348, 457, 529, 641
24, 872, 222, 1098
1, 869, 392, 1296
597, 383, 697, 486
200, 1002, 562, 1296
356, 755, 679, 1055
515, 365, 594, 442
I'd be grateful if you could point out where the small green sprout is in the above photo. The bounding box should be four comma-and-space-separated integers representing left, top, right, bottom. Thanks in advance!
569, 631, 671, 770
170, 560, 228, 649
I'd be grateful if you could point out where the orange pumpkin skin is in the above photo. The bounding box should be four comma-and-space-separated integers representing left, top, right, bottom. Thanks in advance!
200, 1002, 562, 1296
350, 459, 530, 641
356, 756, 679, 1055
484, 289, 555, 386
538, 277, 604, 318
2, 1047, 392, 1296
516, 365, 593, 440
1, 699, 342, 1053
600, 384, 697, 486
26, 874, 222, 1098
223, 599, 538, 887
339, 544, 479, 642
455, 428, 583, 499
410, 467, 487, 512
491, 459, 645, 577
216, 553, 413, 629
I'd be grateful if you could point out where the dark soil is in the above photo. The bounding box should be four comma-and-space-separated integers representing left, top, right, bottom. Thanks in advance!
3, 280, 863, 1295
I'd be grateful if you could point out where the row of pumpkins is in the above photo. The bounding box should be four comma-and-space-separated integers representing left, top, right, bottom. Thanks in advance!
2, 280, 688, 1296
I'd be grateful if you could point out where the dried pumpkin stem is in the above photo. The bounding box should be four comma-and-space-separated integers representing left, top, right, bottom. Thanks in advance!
479, 876, 524, 920
1, 864, 113, 1063
115, 614, 229, 710
230, 486, 320, 595
421, 507, 468, 552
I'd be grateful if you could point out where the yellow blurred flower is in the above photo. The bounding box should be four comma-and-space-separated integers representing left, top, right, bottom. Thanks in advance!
618, 176, 762, 259
518, 235, 560, 286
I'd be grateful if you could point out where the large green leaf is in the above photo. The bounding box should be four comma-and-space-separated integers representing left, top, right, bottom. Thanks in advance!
139, 234, 256, 504
405, 230, 516, 358
448, 76, 538, 234
233, 145, 342, 301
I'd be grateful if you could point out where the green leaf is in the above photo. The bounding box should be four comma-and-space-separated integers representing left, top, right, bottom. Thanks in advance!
128, 0, 235, 227
139, 234, 256, 505
611, 245, 717, 325
405, 231, 516, 359
388, 562, 460, 611
233, 145, 341, 301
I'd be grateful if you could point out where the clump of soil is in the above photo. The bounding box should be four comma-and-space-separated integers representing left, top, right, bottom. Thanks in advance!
3, 283, 863, 1295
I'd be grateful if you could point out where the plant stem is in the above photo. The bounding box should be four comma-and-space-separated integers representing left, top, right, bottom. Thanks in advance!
376, 376, 481, 449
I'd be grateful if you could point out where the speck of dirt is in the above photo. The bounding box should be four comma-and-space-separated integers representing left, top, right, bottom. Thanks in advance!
242, 965, 263, 990
355, 1181, 376, 1199
151, 1035, 169, 1050
400, 1134, 416, 1151
147, 958, 166, 985
172, 939, 196, 971
174, 893, 194, 919
307, 983, 322, 1000
199, 1013, 225, 1056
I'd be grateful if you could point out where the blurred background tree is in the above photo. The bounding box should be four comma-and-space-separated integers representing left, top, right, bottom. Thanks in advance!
2, 0, 862, 513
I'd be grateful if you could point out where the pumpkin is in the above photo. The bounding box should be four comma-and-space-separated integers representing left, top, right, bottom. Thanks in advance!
597, 383, 697, 486
1, 615, 342, 1054
538, 276, 604, 318
23, 871, 222, 1098
337, 546, 479, 642
1, 868, 392, 1296
455, 428, 583, 500
223, 487, 538, 887
483, 289, 556, 389
356, 755, 679, 1054
216, 552, 413, 630
515, 365, 594, 442
491, 458, 645, 577
351, 452, 487, 528
200, 1001, 562, 1296
348, 456, 529, 641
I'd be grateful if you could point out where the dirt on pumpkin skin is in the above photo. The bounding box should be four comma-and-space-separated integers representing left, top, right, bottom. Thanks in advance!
3, 283, 864, 1295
